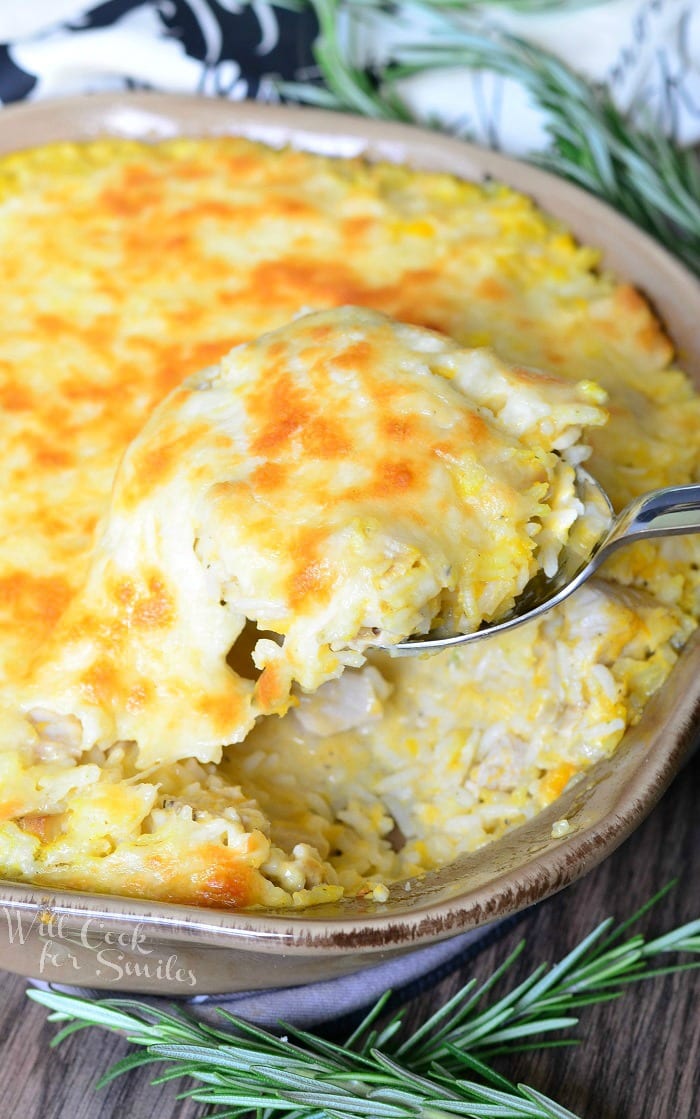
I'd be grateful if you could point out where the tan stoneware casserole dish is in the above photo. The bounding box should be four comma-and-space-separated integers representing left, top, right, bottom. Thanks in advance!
0, 93, 698, 996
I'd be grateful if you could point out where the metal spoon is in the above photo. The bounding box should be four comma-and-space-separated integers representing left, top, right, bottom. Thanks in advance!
392, 468, 700, 656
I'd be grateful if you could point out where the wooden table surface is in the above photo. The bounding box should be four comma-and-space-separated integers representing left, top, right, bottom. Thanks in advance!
0, 749, 698, 1119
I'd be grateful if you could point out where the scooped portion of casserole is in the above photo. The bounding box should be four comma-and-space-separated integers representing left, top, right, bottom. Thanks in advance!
6, 306, 606, 769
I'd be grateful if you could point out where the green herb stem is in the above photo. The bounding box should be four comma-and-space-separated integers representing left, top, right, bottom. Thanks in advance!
28, 887, 700, 1119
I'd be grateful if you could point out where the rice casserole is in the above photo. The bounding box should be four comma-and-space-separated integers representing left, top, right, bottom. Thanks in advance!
0, 135, 698, 910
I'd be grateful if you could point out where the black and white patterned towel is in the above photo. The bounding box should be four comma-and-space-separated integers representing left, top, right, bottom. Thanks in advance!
0, 1, 698, 155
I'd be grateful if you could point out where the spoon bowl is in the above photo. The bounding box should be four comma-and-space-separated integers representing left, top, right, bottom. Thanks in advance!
392, 468, 700, 656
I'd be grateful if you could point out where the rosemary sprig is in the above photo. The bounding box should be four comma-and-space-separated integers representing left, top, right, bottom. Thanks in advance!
284, 0, 413, 119
28, 885, 700, 1119
336, 1, 608, 13
279, 1, 700, 275
28, 988, 579, 1119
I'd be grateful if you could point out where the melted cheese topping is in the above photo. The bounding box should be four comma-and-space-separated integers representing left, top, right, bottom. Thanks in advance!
7, 306, 605, 767
0, 136, 696, 909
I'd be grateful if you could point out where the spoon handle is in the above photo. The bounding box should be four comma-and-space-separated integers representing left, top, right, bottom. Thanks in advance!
604, 482, 700, 552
